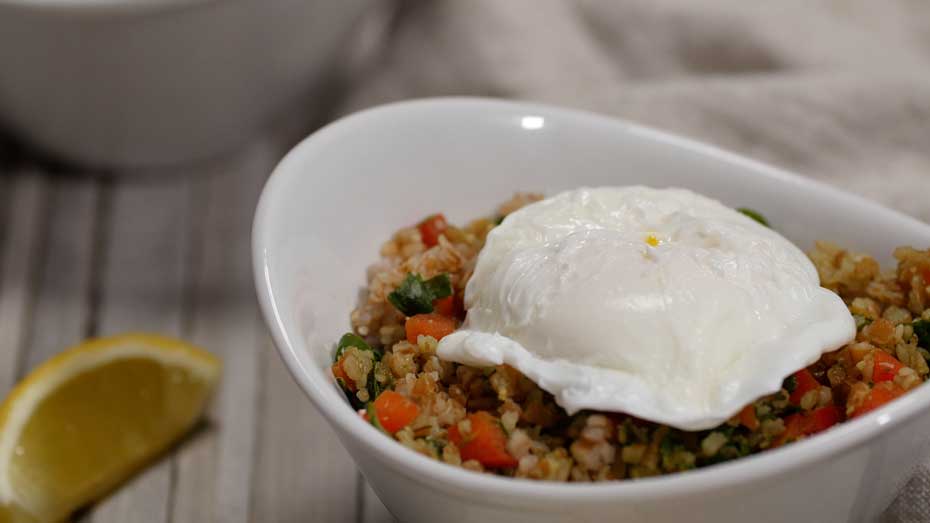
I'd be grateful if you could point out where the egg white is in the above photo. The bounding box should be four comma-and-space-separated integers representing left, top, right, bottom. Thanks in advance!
438, 186, 855, 430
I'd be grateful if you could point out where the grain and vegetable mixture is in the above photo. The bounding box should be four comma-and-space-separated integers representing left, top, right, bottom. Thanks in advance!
331, 194, 930, 481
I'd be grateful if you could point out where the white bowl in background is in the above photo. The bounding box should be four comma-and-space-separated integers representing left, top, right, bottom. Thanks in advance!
0, 0, 374, 167
253, 98, 930, 523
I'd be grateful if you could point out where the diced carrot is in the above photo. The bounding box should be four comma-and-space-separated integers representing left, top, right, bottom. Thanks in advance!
371, 390, 420, 434
433, 295, 457, 317
331, 356, 356, 392
870, 350, 905, 383
406, 313, 457, 344
738, 404, 760, 431
851, 382, 906, 418
417, 214, 448, 248
447, 411, 517, 468
788, 369, 820, 405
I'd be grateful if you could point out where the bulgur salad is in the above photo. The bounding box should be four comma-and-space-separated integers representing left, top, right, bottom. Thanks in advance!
330, 191, 930, 482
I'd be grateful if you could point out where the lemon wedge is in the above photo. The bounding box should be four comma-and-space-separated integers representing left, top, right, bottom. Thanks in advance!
0, 334, 220, 522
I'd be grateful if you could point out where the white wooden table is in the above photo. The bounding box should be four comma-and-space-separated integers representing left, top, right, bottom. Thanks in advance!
0, 133, 394, 522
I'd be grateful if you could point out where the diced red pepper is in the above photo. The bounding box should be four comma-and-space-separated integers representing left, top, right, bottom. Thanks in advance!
851, 382, 906, 418
870, 350, 905, 383
370, 391, 420, 434
804, 405, 840, 434
417, 214, 448, 248
433, 295, 457, 317
406, 313, 457, 344
773, 405, 840, 447
788, 369, 820, 405
774, 414, 805, 447
447, 411, 517, 468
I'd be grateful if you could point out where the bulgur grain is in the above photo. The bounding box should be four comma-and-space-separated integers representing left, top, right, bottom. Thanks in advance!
332, 200, 930, 482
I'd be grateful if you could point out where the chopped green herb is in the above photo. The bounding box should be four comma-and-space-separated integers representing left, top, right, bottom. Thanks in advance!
914, 319, 930, 349
366, 403, 388, 434
622, 418, 651, 444
660, 443, 696, 471
367, 370, 387, 401
771, 389, 790, 405
345, 389, 366, 411
783, 374, 798, 393
853, 314, 872, 330
333, 333, 383, 409
719, 439, 752, 460
659, 433, 677, 455
737, 207, 770, 227
334, 376, 350, 393
334, 332, 380, 361
704, 423, 737, 440
493, 215, 505, 226
425, 436, 445, 457
387, 273, 453, 316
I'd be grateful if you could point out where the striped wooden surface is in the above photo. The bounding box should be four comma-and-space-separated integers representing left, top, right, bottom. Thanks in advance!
0, 137, 394, 523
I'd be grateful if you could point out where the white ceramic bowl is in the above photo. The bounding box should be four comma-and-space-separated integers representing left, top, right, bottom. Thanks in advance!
0, 0, 374, 167
253, 98, 930, 523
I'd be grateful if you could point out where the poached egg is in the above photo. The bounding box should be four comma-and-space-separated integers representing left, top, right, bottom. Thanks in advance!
437, 186, 855, 430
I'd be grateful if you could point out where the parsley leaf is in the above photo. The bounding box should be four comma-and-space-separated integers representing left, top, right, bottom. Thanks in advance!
783, 374, 798, 393
388, 273, 453, 316
366, 403, 388, 434
853, 314, 872, 330
914, 319, 930, 349
737, 207, 770, 227
335, 332, 378, 361
367, 370, 388, 401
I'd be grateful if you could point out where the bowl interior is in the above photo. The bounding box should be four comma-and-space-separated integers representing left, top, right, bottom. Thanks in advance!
254, 97, 930, 492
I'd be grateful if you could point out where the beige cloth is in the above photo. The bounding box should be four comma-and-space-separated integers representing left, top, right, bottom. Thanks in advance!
340, 1, 930, 521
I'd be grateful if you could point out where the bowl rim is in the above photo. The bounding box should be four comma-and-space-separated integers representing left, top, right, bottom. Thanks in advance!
253, 96, 930, 504
0, 0, 221, 16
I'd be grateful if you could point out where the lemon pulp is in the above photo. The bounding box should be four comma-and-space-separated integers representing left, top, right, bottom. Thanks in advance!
0, 334, 219, 522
